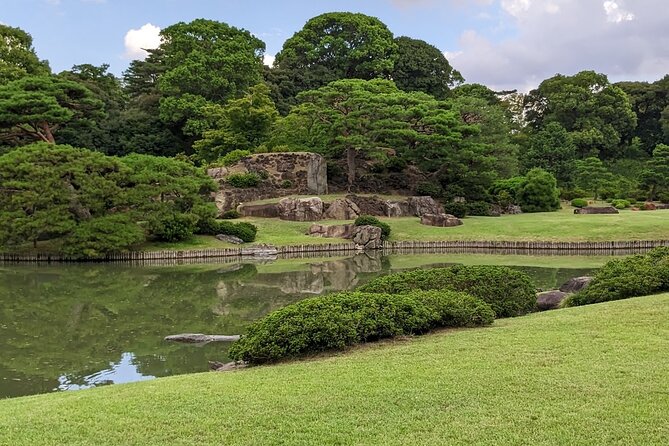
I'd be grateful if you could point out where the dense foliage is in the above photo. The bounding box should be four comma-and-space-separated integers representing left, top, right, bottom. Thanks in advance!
228, 290, 494, 364
358, 265, 536, 318
354, 215, 391, 241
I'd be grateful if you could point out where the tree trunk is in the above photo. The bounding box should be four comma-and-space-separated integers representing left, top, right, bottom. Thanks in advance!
39, 122, 56, 144
648, 185, 657, 202
346, 147, 357, 192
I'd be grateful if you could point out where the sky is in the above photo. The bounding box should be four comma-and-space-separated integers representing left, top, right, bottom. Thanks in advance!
1, 0, 667, 91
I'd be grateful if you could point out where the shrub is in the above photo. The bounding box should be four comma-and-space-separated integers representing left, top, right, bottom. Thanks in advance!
570, 198, 588, 208
517, 168, 561, 213
466, 201, 492, 216
566, 248, 669, 306
281, 179, 293, 189
148, 213, 197, 242
226, 172, 261, 188
658, 192, 669, 204
218, 149, 251, 166
416, 181, 443, 198
385, 157, 407, 173
354, 215, 391, 241
227, 290, 494, 364
443, 202, 468, 218
221, 210, 241, 220
61, 214, 145, 259
611, 199, 631, 209
490, 176, 525, 198
216, 221, 257, 242
560, 188, 589, 201
358, 265, 536, 318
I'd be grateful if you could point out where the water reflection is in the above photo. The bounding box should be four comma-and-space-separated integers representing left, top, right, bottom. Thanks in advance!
0, 251, 609, 398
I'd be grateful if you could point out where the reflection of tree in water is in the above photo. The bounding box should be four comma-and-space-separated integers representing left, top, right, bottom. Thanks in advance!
0, 254, 595, 398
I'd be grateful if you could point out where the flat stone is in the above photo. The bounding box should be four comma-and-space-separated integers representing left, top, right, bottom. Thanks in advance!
238, 203, 279, 218
574, 206, 619, 214
308, 223, 355, 239
420, 213, 463, 227
216, 234, 245, 244
536, 290, 569, 311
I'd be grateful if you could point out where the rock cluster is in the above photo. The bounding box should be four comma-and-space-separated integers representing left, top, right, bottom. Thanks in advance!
352, 225, 383, 250
420, 213, 463, 227
278, 197, 324, 221
536, 276, 594, 311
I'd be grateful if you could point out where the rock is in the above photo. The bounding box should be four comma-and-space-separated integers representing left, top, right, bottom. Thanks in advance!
206, 167, 228, 180
237, 203, 279, 218
323, 198, 360, 220
216, 234, 245, 244
352, 225, 383, 250
209, 361, 248, 372
308, 223, 355, 239
165, 334, 241, 344
574, 206, 619, 214
656, 203, 669, 210
642, 202, 657, 211
420, 213, 463, 227
408, 196, 443, 216
536, 291, 569, 311
278, 197, 324, 221
385, 200, 410, 217
345, 194, 387, 216
505, 205, 523, 215
489, 204, 503, 217
559, 276, 593, 294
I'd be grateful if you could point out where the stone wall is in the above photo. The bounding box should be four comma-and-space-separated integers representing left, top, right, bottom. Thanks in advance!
209, 152, 328, 213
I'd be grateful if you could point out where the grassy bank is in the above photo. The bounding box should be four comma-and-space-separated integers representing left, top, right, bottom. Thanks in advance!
1, 294, 668, 445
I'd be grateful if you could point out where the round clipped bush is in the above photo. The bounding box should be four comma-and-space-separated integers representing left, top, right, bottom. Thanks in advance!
148, 213, 197, 242
565, 247, 669, 306
354, 215, 391, 240
466, 201, 492, 216
570, 198, 588, 208
443, 202, 468, 218
611, 199, 631, 210
221, 210, 241, 220
228, 290, 494, 364
218, 149, 251, 166
358, 265, 536, 318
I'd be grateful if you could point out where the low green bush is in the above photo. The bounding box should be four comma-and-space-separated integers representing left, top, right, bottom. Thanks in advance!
466, 201, 492, 216
221, 210, 241, 220
658, 192, 669, 204
61, 214, 145, 259
217, 221, 257, 242
566, 247, 669, 306
611, 199, 631, 209
281, 180, 293, 189
358, 265, 536, 318
443, 202, 468, 218
570, 198, 588, 208
148, 213, 197, 242
228, 290, 494, 364
416, 181, 443, 198
354, 215, 391, 241
218, 149, 251, 167
560, 188, 589, 201
226, 172, 261, 188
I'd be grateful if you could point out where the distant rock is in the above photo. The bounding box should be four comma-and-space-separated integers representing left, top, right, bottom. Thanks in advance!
505, 205, 523, 215
559, 276, 593, 294
345, 194, 387, 216
352, 225, 383, 250
385, 200, 410, 217
420, 213, 463, 227
238, 203, 279, 218
536, 290, 569, 311
323, 198, 360, 220
408, 196, 443, 217
278, 197, 324, 221
216, 234, 245, 244
165, 333, 241, 344
574, 206, 619, 214
308, 223, 355, 239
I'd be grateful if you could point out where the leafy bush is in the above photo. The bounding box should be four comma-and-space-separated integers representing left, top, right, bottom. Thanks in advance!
443, 202, 468, 218
611, 199, 631, 209
148, 213, 197, 242
416, 181, 443, 198
228, 290, 494, 364
517, 168, 561, 213
354, 215, 391, 241
566, 248, 669, 306
215, 221, 258, 242
221, 210, 241, 220
658, 192, 669, 204
560, 188, 589, 201
61, 214, 145, 259
466, 201, 492, 216
570, 198, 588, 208
281, 179, 293, 189
226, 172, 261, 188
218, 149, 251, 166
385, 157, 407, 173
358, 265, 536, 318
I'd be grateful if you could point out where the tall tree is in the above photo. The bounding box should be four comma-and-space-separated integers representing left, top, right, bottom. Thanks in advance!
521, 122, 576, 184
574, 157, 614, 199
0, 75, 103, 144
0, 24, 50, 85
525, 71, 637, 159
640, 144, 669, 200
391, 36, 463, 99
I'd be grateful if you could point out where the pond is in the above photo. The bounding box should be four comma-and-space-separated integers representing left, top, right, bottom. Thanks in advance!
0, 251, 621, 399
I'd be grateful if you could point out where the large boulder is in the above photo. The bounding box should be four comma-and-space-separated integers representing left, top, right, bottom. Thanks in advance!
536, 290, 569, 311
408, 196, 443, 216
559, 276, 593, 294
323, 198, 360, 220
420, 213, 463, 227
238, 203, 279, 218
574, 206, 619, 214
278, 197, 324, 221
345, 195, 387, 216
352, 225, 383, 250
308, 223, 355, 239
385, 200, 410, 217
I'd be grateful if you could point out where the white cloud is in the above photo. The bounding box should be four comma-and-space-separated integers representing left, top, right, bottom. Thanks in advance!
445, 0, 667, 91
123, 23, 161, 60
263, 53, 276, 67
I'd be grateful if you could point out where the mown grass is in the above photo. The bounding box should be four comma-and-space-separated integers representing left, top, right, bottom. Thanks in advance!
1, 294, 668, 445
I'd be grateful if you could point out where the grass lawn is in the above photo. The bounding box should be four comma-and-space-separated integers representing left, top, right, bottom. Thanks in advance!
1, 294, 668, 445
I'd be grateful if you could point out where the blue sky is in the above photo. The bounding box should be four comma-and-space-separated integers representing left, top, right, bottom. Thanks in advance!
1, 0, 666, 91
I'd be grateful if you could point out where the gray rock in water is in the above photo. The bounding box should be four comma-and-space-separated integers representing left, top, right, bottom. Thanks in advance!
536, 290, 569, 311
352, 225, 383, 250
216, 234, 245, 244
165, 333, 241, 344
420, 213, 463, 227
559, 276, 594, 293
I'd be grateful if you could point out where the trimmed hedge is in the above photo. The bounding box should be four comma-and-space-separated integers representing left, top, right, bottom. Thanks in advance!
197, 219, 257, 242
228, 290, 494, 364
354, 215, 391, 240
570, 198, 588, 208
358, 265, 536, 318
443, 202, 468, 218
566, 247, 669, 306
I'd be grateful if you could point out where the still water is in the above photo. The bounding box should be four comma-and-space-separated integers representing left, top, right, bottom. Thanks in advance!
0, 251, 612, 398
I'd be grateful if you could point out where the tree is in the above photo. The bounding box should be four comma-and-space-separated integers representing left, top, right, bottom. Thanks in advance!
526, 71, 637, 159
574, 157, 614, 199
640, 144, 669, 200
517, 168, 561, 213
193, 83, 279, 162
0, 75, 103, 144
390, 36, 463, 99
0, 24, 50, 85
521, 122, 576, 184
273, 12, 396, 97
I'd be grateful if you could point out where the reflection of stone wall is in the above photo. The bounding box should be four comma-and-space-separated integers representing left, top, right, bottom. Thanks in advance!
209, 152, 328, 213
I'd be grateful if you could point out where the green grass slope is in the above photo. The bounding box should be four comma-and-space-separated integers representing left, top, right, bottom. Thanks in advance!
1, 294, 668, 445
